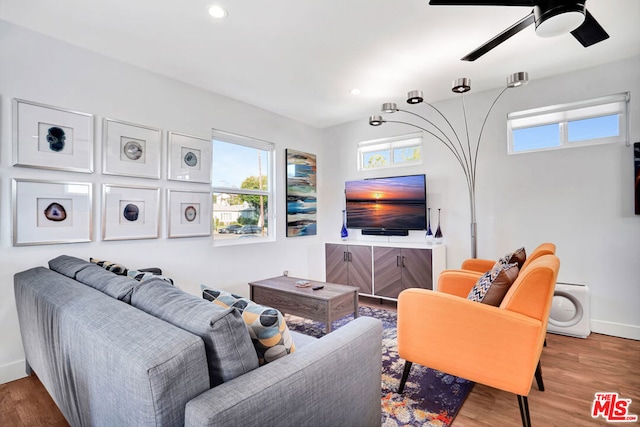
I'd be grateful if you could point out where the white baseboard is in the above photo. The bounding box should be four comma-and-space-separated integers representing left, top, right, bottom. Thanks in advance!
0, 359, 28, 385
591, 319, 640, 341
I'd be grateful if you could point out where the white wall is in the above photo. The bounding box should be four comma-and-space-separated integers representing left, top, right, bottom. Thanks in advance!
324, 55, 640, 340
0, 21, 327, 383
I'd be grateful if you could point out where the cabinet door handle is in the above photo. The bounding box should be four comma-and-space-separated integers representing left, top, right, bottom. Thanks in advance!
343, 251, 348, 262
401, 256, 405, 268
348, 252, 352, 262
396, 256, 401, 267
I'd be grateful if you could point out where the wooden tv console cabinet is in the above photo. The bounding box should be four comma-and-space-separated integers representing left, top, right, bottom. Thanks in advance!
325, 242, 446, 301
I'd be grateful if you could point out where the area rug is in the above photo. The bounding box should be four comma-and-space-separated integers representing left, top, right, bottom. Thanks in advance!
285, 306, 474, 427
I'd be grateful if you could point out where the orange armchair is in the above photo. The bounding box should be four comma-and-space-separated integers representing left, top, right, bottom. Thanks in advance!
397, 254, 560, 427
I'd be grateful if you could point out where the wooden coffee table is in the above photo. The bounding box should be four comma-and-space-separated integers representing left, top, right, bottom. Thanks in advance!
249, 276, 359, 333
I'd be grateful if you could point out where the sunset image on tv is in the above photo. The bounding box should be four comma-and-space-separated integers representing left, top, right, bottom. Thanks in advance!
345, 175, 426, 230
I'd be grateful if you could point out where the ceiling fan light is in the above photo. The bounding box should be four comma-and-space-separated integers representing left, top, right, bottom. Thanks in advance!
369, 115, 384, 126
406, 90, 424, 104
507, 72, 529, 88
535, 3, 585, 38
452, 78, 471, 93
381, 103, 398, 113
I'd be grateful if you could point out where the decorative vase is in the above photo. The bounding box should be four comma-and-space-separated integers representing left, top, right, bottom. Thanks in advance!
435, 208, 444, 244
425, 208, 434, 244
340, 210, 349, 240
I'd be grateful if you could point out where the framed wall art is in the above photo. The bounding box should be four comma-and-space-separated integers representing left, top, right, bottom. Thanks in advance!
167, 132, 212, 183
102, 184, 160, 241
12, 179, 92, 246
13, 99, 94, 173
285, 149, 317, 237
103, 118, 161, 179
635, 142, 639, 215
167, 189, 212, 238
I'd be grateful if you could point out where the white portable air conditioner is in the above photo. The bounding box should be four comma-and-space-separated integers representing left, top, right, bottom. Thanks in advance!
547, 282, 590, 338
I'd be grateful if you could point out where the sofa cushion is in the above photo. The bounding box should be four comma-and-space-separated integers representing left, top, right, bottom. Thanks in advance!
75, 264, 141, 303
90, 257, 128, 275
49, 255, 94, 279
131, 279, 259, 388
202, 287, 296, 365
467, 262, 519, 306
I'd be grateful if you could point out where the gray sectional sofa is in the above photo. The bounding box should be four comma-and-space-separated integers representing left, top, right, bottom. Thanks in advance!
14, 256, 382, 427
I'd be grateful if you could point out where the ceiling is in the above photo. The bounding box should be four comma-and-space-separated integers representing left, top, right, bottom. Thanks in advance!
1, 0, 639, 128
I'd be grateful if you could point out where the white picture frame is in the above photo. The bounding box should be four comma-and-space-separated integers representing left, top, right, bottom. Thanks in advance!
12, 179, 92, 246
103, 118, 161, 179
167, 189, 212, 238
102, 184, 160, 241
13, 99, 94, 173
167, 132, 212, 183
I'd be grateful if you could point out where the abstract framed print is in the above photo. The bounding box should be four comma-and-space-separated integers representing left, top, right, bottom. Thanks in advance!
167, 132, 212, 183
103, 118, 161, 179
286, 149, 317, 237
12, 179, 92, 246
102, 184, 159, 241
13, 99, 94, 172
167, 189, 212, 238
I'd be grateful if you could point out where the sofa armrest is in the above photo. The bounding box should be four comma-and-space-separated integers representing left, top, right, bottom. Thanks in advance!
460, 258, 494, 273
398, 288, 543, 396
437, 270, 481, 297
185, 316, 382, 427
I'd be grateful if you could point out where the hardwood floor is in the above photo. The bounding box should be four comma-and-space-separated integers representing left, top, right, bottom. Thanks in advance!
1, 296, 638, 426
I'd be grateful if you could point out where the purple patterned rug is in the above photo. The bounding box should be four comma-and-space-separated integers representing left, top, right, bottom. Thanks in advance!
285, 306, 474, 427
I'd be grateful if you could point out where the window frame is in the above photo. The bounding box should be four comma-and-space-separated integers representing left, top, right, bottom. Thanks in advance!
357, 132, 423, 170
507, 92, 629, 155
211, 129, 276, 245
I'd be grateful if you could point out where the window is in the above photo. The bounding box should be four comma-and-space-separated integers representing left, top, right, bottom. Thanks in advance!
211, 129, 274, 243
358, 133, 422, 170
507, 92, 629, 154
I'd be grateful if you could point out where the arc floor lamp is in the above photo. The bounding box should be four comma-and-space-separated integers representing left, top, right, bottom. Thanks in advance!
369, 72, 529, 258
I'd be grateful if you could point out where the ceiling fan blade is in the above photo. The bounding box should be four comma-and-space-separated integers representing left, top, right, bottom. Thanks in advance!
571, 9, 609, 47
429, 1, 534, 5
461, 11, 535, 61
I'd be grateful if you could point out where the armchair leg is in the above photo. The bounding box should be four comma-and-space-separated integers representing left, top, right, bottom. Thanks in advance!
398, 361, 412, 394
517, 395, 532, 427
535, 361, 545, 391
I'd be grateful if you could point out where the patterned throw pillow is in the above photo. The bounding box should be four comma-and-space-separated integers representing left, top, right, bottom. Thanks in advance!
467, 262, 519, 306
201, 286, 295, 365
499, 247, 526, 270
127, 269, 174, 286
90, 258, 128, 275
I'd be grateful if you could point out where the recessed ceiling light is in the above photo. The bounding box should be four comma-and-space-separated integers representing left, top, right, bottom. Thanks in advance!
350, 88, 361, 95
208, 5, 227, 19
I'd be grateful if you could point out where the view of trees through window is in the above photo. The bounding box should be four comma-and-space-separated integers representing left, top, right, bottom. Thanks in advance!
211, 131, 273, 241
358, 133, 422, 170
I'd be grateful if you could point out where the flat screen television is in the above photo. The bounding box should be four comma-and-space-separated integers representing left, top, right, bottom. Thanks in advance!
345, 174, 427, 236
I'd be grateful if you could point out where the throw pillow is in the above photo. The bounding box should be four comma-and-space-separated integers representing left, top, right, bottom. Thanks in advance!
127, 268, 174, 286
499, 247, 526, 270
467, 262, 519, 307
202, 286, 296, 365
90, 258, 128, 275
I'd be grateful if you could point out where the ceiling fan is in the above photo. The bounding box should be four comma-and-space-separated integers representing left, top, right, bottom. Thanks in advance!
429, 0, 609, 61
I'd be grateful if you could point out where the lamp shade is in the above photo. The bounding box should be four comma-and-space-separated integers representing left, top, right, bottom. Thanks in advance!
406, 90, 424, 104
452, 78, 471, 93
507, 72, 529, 88
369, 115, 384, 126
381, 103, 398, 113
